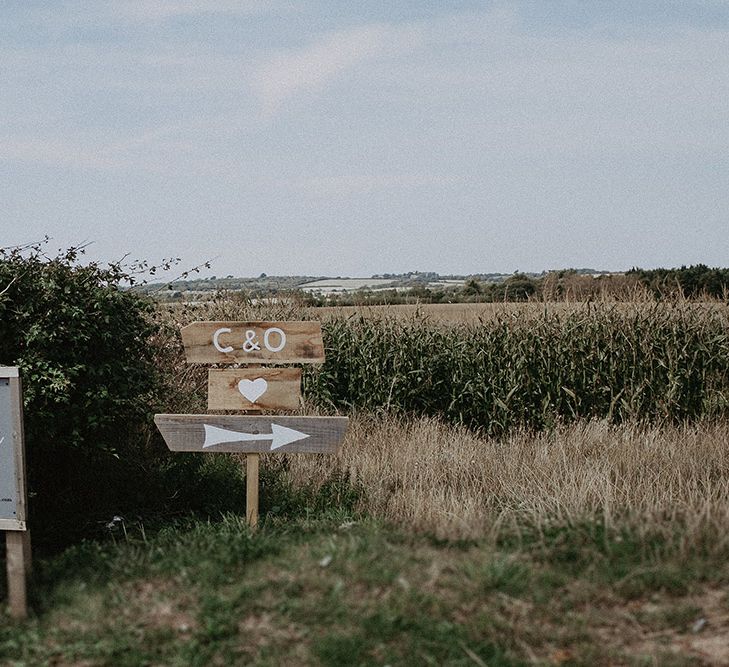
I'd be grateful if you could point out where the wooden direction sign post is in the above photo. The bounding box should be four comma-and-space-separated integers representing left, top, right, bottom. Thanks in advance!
155, 415, 348, 454
207, 368, 302, 411
181, 321, 325, 365
0, 367, 31, 619
158, 321, 347, 528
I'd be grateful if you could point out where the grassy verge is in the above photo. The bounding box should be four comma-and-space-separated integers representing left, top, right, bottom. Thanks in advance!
1, 511, 728, 666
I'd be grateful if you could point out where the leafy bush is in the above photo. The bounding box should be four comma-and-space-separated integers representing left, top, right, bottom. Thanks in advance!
0, 243, 165, 543
0, 243, 249, 548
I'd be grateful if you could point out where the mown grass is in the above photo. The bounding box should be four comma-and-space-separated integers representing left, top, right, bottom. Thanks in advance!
2, 510, 727, 666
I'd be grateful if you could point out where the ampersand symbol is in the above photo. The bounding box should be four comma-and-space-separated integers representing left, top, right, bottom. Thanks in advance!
242, 329, 261, 352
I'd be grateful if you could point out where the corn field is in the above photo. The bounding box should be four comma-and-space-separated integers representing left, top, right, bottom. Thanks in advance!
304, 303, 729, 433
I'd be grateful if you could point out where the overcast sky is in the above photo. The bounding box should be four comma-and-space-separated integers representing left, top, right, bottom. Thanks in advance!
2, 1, 728, 277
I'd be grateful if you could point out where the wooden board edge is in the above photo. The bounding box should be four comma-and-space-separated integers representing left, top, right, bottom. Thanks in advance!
180, 320, 322, 327
185, 357, 325, 365
0, 519, 27, 531
154, 414, 349, 422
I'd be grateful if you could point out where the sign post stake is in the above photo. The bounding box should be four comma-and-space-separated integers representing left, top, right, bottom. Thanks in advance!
5, 531, 28, 618
242, 364, 262, 530
246, 453, 259, 529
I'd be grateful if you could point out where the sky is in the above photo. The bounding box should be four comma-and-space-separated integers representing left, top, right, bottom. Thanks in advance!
1, 1, 728, 278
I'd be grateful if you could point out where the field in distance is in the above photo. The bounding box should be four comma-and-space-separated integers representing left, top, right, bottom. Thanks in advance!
313, 300, 729, 323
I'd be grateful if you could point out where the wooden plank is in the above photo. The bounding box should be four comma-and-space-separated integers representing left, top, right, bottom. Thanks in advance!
0, 371, 27, 530
155, 414, 348, 454
181, 321, 325, 365
10, 375, 27, 527
246, 454, 259, 529
208, 368, 302, 411
6, 530, 27, 619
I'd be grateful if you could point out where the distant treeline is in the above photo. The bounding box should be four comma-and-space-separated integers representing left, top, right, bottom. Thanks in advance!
304, 265, 729, 305
629, 265, 729, 299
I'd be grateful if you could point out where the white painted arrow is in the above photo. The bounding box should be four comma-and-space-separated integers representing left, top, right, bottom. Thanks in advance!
203, 423, 310, 451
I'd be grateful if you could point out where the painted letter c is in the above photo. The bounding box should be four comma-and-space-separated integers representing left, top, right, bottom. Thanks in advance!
213, 327, 234, 353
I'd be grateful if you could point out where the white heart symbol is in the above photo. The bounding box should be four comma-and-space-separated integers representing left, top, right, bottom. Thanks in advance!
238, 378, 268, 403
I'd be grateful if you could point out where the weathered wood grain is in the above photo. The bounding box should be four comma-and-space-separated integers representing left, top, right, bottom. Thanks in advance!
208, 368, 301, 411
0, 369, 28, 528
155, 414, 348, 454
6, 531, 28, 618
1, 369, 30, 617
181, 321, 325, 364
246, 454, 259, 529
9, 374, 27, 527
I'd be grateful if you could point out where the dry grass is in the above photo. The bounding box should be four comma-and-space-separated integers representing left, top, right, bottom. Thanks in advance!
314, 302, 584, 323
283, 415, 729, 545
314, 300, 729, 324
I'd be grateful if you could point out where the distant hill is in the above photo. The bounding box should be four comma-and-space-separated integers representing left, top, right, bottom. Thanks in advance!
136, 268, 611, 302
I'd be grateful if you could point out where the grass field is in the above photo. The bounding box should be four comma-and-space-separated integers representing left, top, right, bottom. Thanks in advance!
2, 415, 728, 665
285, 415, 729, 544
313, 301, 729, 324
2, 299, 729, 664
1, 507, 727, 664
314, 302, 588, 323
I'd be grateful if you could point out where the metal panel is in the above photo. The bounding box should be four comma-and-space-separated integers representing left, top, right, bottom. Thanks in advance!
0, 378, 19, 522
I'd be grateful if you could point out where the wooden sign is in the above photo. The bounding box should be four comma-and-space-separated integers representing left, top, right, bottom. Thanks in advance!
208, 368, 301, 411
160, 318, 341, 531
0, 367, 30, 619
181, 321, 325, 364
0, 369, 27, 532
155, 415, 348, 454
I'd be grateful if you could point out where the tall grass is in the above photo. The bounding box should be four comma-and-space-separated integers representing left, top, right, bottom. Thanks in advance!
286, 414, 729, 546
306, 303, 729, 433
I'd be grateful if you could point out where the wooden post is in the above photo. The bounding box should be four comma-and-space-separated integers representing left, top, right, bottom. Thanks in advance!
6, 531, 28, 619
246, 453, 259, 529
243, 363, 262, 530
22, 530, 32, 576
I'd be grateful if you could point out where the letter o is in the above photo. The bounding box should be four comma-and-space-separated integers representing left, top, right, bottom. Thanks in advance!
263, 327, 286, 353
213, 327, 234, 353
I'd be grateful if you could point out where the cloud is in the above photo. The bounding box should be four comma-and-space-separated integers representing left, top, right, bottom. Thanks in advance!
4, 6, 729, 176
250, 22, 424, 113
20, 0, 284, 30
0, 127, 210, 173
0, 136, 121, 170
108, 0, 278, 22
276, 173, 460, 198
